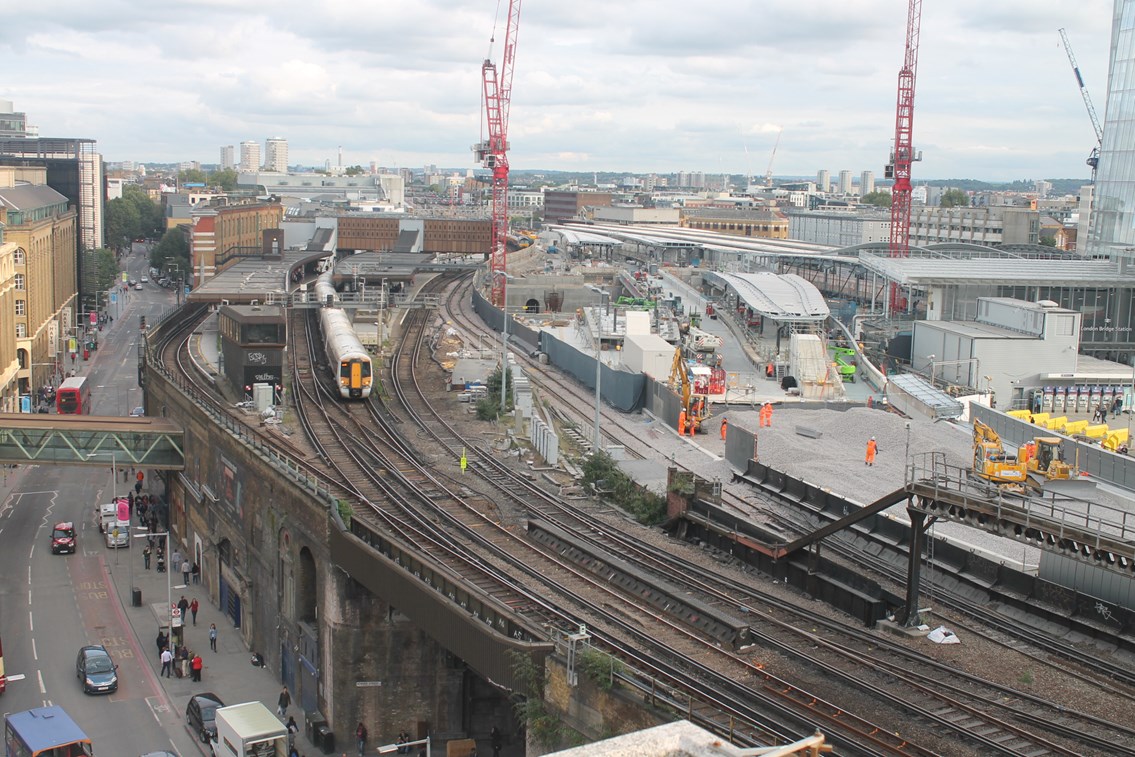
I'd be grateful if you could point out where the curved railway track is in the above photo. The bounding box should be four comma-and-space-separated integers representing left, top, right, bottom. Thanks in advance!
429, 274, 1135, 755
152, 275, 1134, 755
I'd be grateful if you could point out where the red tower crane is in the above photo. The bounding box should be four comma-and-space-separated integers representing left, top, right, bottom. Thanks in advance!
885, 0, 923, 311
474, 0, 523, 308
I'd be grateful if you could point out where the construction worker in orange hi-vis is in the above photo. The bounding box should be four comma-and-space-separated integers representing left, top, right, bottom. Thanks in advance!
865, 436, 879, 466
760, 402, 773, 428
720, 416, 728, 440
678, 409, 687, 436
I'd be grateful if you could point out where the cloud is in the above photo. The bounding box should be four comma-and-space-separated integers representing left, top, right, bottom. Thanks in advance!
0, 0, 1114, 180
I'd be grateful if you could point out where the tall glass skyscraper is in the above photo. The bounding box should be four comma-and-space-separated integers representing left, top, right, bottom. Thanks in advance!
1088, 0, 1135, 258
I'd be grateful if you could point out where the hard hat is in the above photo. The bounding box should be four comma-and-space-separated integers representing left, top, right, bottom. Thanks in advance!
871, 436, 875, 440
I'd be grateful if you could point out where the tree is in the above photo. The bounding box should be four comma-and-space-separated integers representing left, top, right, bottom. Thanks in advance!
179, 168, 208, 185
940, 189, 970, 208
209, 168, 239, 191
860, 191, 892, 208
89, 247, 119, 292
344, 165, 366, 176
1038, 235, 1057, 247
104, 198, 141, 251
151, 227, 191, 282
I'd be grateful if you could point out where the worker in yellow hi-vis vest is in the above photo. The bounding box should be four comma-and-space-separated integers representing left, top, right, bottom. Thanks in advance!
460, 448, 468, 474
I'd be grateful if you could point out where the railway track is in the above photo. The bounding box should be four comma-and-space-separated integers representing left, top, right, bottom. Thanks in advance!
150, 276, 1134, 755
430, 274, 1135, 754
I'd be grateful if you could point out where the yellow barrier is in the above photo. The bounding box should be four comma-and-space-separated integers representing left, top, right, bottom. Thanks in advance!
1030, 413, 1050, 425
1084, 423, 1109, 439
1044, 416, 1068, 431
1102, 428, 1131, 450
1007, 409, 1032, 420
1063, 420, 1089, 435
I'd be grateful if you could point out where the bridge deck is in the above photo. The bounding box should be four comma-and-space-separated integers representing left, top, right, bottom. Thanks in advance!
0, 413, 185, 470
908, 453, 1135, 575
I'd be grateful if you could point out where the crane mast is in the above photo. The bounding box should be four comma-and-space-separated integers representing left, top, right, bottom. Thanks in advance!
1058, 27, 1103, 177
885, 0, 922, 311
475, 0, 522, 308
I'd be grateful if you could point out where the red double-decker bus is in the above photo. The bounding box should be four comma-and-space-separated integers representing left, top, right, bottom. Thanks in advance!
55, 376, 91, 415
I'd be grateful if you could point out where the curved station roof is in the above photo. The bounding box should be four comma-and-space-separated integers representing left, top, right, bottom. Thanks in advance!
704, 270, 830, 322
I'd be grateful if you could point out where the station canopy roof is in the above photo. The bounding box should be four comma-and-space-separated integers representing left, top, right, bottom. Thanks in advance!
705, 271, 829, 322
858, 246, 1135, 287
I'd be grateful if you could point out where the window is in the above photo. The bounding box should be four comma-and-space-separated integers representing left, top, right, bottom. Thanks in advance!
15, 323, 26, 338
13, 249, 25, 265
14, 273, 25, 290
15, 299, 25, 316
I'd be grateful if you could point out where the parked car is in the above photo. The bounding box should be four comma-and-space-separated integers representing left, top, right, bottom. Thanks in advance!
130, 406, 145, 417
76, 644, 118, 694
186, 692, 225, 743
135, 283, 144, 291
51, 522, 76, 554
140, 276, 149, 283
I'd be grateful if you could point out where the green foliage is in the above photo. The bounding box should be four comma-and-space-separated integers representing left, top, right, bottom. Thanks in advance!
860, 191, 892, 208
89, 248, 119, 292
578, 647, 623, 691
939, 188, 970, 208
179, 168, 208, 185
1038, 235, 1057, 248
336, 499, 353, 527
210, 168, 239, 191
582, 452, 668, 525
475, 366, 513, 420
1019, 669, 1034, 685
509, 651, 564, 747
344, 165, 366, 176
151, 227, 190, 281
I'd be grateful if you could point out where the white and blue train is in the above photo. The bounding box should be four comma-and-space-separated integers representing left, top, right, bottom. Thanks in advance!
315, 268, 373, 399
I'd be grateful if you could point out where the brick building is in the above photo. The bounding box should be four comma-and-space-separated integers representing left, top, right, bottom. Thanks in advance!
0, 165, 79, 410
679, 207, 789, 239
190, 201, 285, 286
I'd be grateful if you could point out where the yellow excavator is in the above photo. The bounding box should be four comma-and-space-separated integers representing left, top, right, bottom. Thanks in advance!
669, 349, 710, 434
972, 421, 1094, 495
972, 421, 1029, 493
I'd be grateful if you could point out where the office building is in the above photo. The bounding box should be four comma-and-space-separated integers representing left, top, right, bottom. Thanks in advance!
817, 170, 831, 193
838, 170, 852, 195
220, 145, 235, 170
1088, 0, 1135, 260
239, 141, 261, 173
0, 100, 29, 138
264, 137, 288, 173
860, 170, 875, 197
0, 165, 79, 412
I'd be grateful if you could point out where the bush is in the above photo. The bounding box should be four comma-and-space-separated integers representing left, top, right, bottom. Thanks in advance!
582, 452, 667, 525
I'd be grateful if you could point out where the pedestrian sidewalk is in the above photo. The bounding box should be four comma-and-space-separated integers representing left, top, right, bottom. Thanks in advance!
106, 531, 322, 757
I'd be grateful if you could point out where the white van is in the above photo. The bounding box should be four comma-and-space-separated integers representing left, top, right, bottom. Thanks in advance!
98, 501, 130, 548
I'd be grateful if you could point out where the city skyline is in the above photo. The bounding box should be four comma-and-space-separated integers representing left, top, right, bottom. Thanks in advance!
1, 1, 1112, 181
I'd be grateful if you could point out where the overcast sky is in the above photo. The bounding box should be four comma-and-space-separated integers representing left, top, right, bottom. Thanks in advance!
0, 1, 1115, 182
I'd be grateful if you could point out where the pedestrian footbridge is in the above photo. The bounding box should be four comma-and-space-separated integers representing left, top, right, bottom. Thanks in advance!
0, 414, 184, 470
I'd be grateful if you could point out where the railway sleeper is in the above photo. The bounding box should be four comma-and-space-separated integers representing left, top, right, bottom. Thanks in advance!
527, 519, 749, 649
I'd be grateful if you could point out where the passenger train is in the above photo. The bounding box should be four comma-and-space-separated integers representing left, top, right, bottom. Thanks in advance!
315, 268, 373, 399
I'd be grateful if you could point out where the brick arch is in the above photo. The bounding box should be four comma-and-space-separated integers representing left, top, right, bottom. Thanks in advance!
297, 546, 317, 623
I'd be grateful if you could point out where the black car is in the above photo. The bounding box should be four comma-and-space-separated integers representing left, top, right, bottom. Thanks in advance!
76, 645, 118, 694
186, 692, 225, 743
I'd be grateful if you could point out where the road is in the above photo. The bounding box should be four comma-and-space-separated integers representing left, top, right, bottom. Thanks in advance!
0, 242, 197, 755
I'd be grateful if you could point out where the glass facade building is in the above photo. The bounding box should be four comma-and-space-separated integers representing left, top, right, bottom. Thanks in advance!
1088, 0, 1135, 259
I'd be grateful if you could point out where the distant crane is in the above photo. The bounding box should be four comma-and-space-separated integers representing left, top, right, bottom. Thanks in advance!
474, 0, 523, 307
764, 129, 783, 188
1058, 27, 1104, 180
885, 0, 923, 312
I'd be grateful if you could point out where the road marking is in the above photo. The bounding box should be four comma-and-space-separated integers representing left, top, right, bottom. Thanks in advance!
28, 610, 33, 633
37, 670, 45, 694
31, 638, 37, 660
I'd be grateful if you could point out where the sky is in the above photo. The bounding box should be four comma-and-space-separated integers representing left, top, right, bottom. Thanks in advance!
0, 0, 1117, 182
